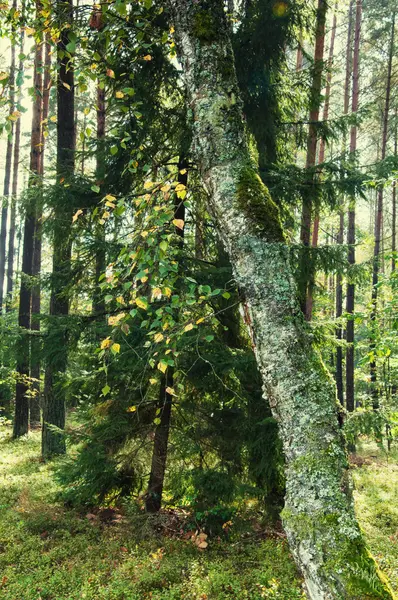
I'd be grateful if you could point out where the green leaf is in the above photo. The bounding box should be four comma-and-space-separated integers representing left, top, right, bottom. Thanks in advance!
110, 145, 118, 155
102, 385, 110, 396
91, 184, 100, 193
153, 417, 161, 425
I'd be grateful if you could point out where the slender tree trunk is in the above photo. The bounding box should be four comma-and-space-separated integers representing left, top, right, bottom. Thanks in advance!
168, 2, 395, 598
13, 24, 43, 439
335, 211, 344, 406
345, 0, 362, 414
30, 33, 51, 428
145, 159, 188, 513
370, 12, 395, 410
0, 40, 16, 310
6, 12, 25, 311
306, 9, 337, 319
42, 0, 75, 457
93, 84, 106, 315
299, 0, 327, 318
391, 107, 397, 272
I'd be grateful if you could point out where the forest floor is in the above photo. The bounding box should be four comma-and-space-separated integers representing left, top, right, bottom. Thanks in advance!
0, 429, 397, 600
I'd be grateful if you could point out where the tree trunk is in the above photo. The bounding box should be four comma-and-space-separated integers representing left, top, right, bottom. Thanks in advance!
93, 84, 106, 316
306, 9, 337, 320
42, 0, 75, 457
299, 0, 327, 319
345, 0, 362, 414
335, 211, 344, 406
0, 40, 16, 310
370, 11, 395, 410
168, 2, 395, 598
30, 33, 51, 428
6, 10, 25, 311
145, 159, 188, 513
392, 108, 397, 273
13, 26, 43, 439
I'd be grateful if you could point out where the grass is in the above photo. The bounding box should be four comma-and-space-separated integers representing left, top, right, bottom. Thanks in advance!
0, 429, 396, 599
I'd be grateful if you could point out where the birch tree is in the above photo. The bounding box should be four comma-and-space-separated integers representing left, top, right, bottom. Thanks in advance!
165, 1, 395, 598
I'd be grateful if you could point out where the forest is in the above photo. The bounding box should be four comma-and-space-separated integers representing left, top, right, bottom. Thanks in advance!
0, 0, 397, 598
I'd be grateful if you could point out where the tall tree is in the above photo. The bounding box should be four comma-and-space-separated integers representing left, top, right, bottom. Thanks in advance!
392, 108, 397, 272
0, 32, 16, 309
13, 19, 43, 439
345, 0, 362, 414
167, 2, 395, 598
42, 0, 75, 456
299, 0, 327, 318
369, 11, 395, 409
30, 33, 51, 427
93, 83, 106, 316
6, 5, 25, 310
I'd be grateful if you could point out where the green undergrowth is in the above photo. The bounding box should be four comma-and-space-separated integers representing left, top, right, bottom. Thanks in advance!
352, 441, 398, 594
0, 428, 304, 600
0, 430, 397, 599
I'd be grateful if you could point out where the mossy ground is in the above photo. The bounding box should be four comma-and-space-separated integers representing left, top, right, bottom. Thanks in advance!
0, 429, 396, 599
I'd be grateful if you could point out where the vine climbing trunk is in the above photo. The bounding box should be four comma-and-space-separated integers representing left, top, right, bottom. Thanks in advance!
300, 0, 327, 319
369, 11, 395, 410
42, 0, 75, 457
167, 2, 395, 598
13, 20, 43, 439
145, 159, 188, 513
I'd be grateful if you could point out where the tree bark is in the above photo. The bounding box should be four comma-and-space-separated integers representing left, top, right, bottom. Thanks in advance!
93, 84, 106, 316
30, 33, 51, 428
392, 108, 397, 273
369, 11, 395, 410
6, 15, 25, 312
42, 0, 75, 457
306, 9, 337, 320
13, 25, 43, 439
345, 0, 362, 414
167, 2, 395, 598
0, 40, 16, 310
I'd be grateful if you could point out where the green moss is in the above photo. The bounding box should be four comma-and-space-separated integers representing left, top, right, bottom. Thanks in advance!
236, 167, 284, 241
192, 10, 217, 42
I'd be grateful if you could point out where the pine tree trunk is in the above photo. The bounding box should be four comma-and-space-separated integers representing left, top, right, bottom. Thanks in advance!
335, 211, 344, 406
13, 27, 43, 439
168, 2, 395, 597
306, 9, 337, 320
42, 0, 75, 457
6, 11, 25, 311
30, 33, 51, 428
392, 108, 397, 273
145, 160, 187, 513
299, 0, 327, 319
369, 11, 395, 410
0, 40, 16, 310
345, 0, 362, 414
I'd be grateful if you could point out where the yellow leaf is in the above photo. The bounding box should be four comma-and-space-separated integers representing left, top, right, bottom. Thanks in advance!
173, 219, 184, 230
50, 115, 57, 122
149, 378, 157, 385
105, 200, 115, 208
166, 386, 177, 396
196, 317, 205, 324
115, 90, 124, 98
184, 323, 194, 332
100, 337, 112, 350
127, 405, 137, 412
72, 209, 83, 223
102, 211, 110, 220
141, 276, 148, 283
163, 287, 172, 298
144, 181, 155, 190
136, 297, 148, 310
108, 312, 125, 326
111, 343, 121, 353
154, 333, 164, 343
83, 107, 90, 115
116, 296, 125, 305
175, 183, 186, 192
161, 184, 171, 193
179, 168, 187, 175
24, 26, 35, 36
141, 231, 149, 238
170, 26, 175, 34
0, 72, 8, 81
157, 360, 168, 373
152, 287, 162, 300
104, 194, 116, 202
143, 54, 152, 61
62, 81, 71, 90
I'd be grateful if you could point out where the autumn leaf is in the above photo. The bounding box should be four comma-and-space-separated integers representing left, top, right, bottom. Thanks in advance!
72, 209, 83, 223
173, 219, 184, 230
115, 90, 124, 98
107, 68, 115, 78
100, 337, 112, 350
111, 343, 121, 354
166, 386, 177, 396
157, 360, 168, 373
154, 333, 164, 343
143, 54, 152, 61
127, 405, 137, 412
136, 297, 148, 310
184, 323, 194, 332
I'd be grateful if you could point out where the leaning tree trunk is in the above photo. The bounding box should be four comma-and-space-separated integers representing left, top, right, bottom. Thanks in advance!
369, 11, 395, 410
0, 39, 16, 310
346, 0, 362, 414
167, 2, 395, 598
13, 27, 43, 439
300, 0, 327, 319
42, 0, 75, 457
